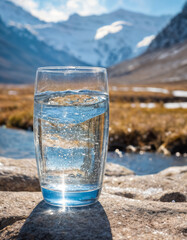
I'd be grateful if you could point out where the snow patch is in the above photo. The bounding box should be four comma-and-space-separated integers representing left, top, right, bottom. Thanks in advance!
131, 103, 156, 109
111, 86, 169, 94
95, 21, 132, 40
173, 90, 187, 97
158, 52, 170, 60
8, 21, 23, 29
139, 103, 156, 108
137, 35, 155, 48
25, 24, 38, 36
111, 86, 129, 92
164, 102, 187, 109
131, 102, 187, 109
8, 90, 17, 95
132, 87, 169, 94
158, 48, 185, 60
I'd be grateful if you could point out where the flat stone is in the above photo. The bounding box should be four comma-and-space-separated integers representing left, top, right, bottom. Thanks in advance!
0, 191, 187, 240
1, 157, 187, 203
0, 157, 40, 191
159, 166, 187, 176
105, 162, 134, 176
104, 165, 187, 201
0, 157, 134, 191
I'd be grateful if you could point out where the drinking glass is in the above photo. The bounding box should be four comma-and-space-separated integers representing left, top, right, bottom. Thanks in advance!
33, 66, 109, 207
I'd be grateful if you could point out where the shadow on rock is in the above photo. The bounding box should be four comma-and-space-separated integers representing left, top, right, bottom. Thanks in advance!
18, 201, 112, 240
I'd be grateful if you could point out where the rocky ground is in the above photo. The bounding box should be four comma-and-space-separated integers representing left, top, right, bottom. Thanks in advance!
0, 157, 187, 240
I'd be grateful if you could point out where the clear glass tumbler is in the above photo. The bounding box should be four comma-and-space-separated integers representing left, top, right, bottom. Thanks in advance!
33, 66, 109, 207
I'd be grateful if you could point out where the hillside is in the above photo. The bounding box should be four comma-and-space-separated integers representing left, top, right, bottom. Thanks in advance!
109, 40, 187, 85
148, 2, 187, 52
0, 18, 86, 84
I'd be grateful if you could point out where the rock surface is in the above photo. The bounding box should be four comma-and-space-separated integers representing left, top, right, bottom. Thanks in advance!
104, 166, 187, 202
0, 157, 40, 191
0, 158, 133, 191
148, 2, 187, 52
0, 157, 187, 239
0, 191, 187, 240
105, 162, 134, 176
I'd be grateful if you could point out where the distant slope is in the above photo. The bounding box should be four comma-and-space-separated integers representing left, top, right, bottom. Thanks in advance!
0, 0, 42, 25
148, 2, 187, 52
0, 18, 86, 84
0, 0, 171, 67
109, 40, 187, 85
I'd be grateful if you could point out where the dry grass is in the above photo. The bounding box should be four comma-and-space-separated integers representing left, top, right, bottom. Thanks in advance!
0, 85, 34, 129
109, 83, 187, 153
0, 84, 187, 153
109, 101, 187, 152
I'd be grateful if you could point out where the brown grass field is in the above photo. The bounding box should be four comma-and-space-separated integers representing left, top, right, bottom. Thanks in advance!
0, 83, 187, 154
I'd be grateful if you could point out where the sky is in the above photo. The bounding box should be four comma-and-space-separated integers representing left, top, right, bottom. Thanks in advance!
9, 0, 187, 22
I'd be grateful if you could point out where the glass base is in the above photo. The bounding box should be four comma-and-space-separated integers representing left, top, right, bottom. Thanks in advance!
41, 187, 101, 207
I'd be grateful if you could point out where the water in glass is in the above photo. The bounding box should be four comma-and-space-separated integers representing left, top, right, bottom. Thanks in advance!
34, 89, 109, 206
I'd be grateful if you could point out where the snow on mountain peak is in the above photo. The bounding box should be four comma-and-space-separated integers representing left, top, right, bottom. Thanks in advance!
0, 1, 171, 67
137, 35, 155, 48
95, 21, 132, 40
0, 0, 43, 26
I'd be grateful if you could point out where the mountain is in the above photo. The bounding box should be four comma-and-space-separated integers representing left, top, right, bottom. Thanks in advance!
0, 0, 171, 67
109, 4, 187, 85
50, 11, 170, 66
0, 18, 86, 84
109, 40, 187, 85
0, 0, 42, 26
148, 2, 187, 52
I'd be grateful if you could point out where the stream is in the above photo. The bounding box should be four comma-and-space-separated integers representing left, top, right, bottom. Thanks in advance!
0, 127, 186, 175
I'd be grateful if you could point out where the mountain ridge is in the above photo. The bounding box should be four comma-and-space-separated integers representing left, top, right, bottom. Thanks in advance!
0, 17, 87, 84
0, 0, 44, 26
109, 2, 187, 85
148, 1, 187, 52
0, 0, 171, 67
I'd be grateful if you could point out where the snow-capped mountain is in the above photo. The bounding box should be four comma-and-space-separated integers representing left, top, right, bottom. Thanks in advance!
148, 2, 187, 52
54, 11, 170, 66
108, 3, 187, 85
0, 0, 42, 26
0, 0, 171, 67
0, 17, 86, 83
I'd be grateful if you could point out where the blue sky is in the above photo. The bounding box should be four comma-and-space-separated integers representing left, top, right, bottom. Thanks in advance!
10, 0, 186, 22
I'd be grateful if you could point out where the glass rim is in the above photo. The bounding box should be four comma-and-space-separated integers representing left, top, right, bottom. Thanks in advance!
37, 66, 107, 73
